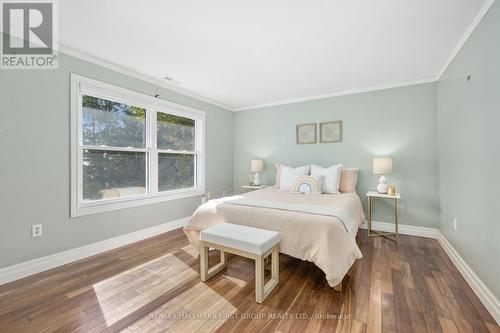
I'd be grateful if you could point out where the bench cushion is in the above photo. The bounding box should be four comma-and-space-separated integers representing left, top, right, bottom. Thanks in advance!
200, 223, 280, 255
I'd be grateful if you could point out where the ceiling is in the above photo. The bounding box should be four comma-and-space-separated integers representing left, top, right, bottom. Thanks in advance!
59, 0, 489, 110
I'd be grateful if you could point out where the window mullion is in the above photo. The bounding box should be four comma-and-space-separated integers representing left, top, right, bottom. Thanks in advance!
81, 145, 148, 153
195, 118, 204, 193
157, 149, 197, 154
149, 108, 159, 196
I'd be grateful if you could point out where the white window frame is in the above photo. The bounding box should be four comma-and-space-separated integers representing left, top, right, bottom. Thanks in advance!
71, 74, 205, 217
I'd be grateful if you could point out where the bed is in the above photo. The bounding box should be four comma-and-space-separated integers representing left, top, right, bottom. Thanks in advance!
184, 187, 365, 287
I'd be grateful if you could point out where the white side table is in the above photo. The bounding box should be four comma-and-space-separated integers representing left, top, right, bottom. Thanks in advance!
366, 191, 401, 242
242, 185, 267, 192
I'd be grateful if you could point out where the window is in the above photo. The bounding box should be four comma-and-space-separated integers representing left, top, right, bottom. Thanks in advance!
71, 74, 205, 217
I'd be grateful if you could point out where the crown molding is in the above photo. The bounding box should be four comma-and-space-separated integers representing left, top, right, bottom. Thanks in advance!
22, 0, 494, 112
233, 0, 496, 112
58, 43, 235, 111
234, 76, 438, 111
437, 0, 496, 80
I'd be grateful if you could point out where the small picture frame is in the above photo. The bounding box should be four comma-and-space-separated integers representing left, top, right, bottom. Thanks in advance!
320, 121, 342, 143
296, 123, 317, 144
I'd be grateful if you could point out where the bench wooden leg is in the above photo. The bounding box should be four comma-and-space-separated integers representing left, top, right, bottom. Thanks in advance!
200, 245, 209, 281
200, 243, 226, 282
255, 244, 279, 304
255, 255, 265, 303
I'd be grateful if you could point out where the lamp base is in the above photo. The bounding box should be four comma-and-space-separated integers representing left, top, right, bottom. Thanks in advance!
377, 183, 388, 194
253, 173, 261, 186
377, 175, 388, 194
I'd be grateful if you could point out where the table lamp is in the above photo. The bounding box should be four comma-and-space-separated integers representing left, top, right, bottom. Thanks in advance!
251, 160, 264, 186
373, 157, 392, 194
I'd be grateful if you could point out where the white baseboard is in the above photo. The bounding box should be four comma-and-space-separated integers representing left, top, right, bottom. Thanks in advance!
0, 217, 190, 286
361, 220, 499, 324
435, 232, 500, 325
359, 220, 439, 238
1, 217, 498, 324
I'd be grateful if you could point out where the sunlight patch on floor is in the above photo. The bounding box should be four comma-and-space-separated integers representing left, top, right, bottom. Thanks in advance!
92, 251, 196, 326
163, 281, 238, 332
91, 249, 195, 289
91, 248, 237, 328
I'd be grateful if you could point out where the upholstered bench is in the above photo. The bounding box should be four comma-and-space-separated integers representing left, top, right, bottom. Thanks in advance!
199, 223, 280, 303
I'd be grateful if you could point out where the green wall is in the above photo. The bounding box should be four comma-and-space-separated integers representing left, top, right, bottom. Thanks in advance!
2, 4, 499, 303
233, 83, 439, 228
0, 49, 233, 268
437, 1, 500, 299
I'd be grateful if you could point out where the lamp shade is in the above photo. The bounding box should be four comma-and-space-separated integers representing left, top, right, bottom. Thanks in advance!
373, 157, 392, 175
251, 160, 264, 173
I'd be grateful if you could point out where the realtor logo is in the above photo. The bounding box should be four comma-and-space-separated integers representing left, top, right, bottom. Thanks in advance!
1, 0, 58, 69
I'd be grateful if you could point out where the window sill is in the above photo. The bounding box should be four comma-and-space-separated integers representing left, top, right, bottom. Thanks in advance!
71, 188, 204, 217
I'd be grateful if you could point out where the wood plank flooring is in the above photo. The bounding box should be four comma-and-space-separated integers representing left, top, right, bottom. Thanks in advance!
0, 228, 498, 333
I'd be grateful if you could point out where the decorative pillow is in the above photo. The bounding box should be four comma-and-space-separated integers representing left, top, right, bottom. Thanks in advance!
290, 175, 322, 194
279, 164, 310, 191
310, 164, 342, 194
339, 168, 359, 193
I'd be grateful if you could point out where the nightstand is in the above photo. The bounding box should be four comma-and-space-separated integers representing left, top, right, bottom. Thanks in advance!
242, 185, 267, 191
366, 191, 400, 242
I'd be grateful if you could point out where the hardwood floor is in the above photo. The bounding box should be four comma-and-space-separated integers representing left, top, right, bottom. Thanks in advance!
0, 228, 498, 333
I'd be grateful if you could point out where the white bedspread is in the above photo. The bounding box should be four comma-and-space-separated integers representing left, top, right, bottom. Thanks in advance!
184, 188, 365, 287
227, 197, 356, 235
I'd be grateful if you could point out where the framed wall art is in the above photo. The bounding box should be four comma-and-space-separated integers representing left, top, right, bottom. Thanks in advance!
319, 121, 342, 143
296, 123, 317, 144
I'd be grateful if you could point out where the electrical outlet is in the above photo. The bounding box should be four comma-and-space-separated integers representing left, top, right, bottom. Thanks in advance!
453, 218, 457, 231
32, 224, 43, 238
222, 190, 227, 197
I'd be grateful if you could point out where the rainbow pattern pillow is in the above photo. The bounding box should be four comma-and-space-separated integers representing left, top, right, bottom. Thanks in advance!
290, 176, 322, 194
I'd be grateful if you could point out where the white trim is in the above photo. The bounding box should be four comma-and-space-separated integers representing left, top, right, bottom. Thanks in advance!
1, 217, 498, 323
56, 0, 493, 112
437, 0, 496, 79
0, 217, 190, 286
59, 43, 234, 111
61, 41, 438, 113
359, 220, 439, 238
74, 74, 207, 119
234, 77, 437, 111
71, 74, 205, 217
73, 189, 204, 217
81, 145, 148, 153
361, 220, 499, 324
435, 231, 500, 325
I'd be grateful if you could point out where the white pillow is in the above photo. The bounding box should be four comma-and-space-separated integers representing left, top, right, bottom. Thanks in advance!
279, 165, 310, 191
310, 164, 342, 194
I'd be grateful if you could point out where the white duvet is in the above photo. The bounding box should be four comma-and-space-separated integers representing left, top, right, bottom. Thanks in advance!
184, 188, 365, 287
